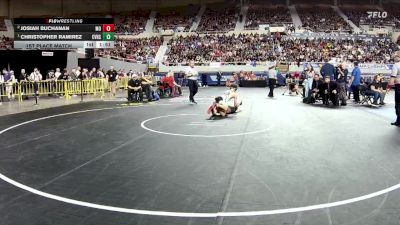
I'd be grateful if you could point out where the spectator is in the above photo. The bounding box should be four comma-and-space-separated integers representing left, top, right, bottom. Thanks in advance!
366, 74, 386, 106
115, 10, 150, 35
197, 5, 238, 32
154, 5, 199, 32
96, 37, 162, 63
164, 34, 398, 64
29, 68, 42, 98
0, 18, 6, 31
55, 68, 62, 80
0, 35, 13, 49
297, 6, 351, 32
341, 6, 397, 27
336, 63, 348, 106
246, 6, 292, 30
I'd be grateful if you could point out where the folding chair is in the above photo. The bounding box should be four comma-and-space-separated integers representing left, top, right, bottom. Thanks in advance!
359, 85, 373, 105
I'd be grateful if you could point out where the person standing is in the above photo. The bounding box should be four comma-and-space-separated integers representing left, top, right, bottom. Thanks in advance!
4, 70, 15, 100
0, 72, 4, 104
29, 68, 42, 99
201, 73, 208, 87
54, 68, 62, 80
336, 63, 348, 106
320, 58, 335, 80
303, 64, 315, 99
19, 69, 29, 100
217, 71, 222, 86
268, 65, 277, 98
350, 61, 361, 103
390, 55, 400, 126
107, 65, 118, 97
185, 60, 199, 104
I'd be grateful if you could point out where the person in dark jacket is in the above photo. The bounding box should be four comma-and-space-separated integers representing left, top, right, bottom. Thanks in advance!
306, 74, 324, 103
216, 71, 222, 86
336, 63, 348, 106
320, 58, 336, 80
320, 76, 338, 106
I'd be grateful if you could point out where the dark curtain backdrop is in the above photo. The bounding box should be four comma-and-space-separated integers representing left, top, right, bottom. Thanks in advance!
78, 58, 100, 70
0, 50, 68, 79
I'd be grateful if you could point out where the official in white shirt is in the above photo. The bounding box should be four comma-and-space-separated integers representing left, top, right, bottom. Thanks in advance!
185, 60, 199, 104
268, 65, 277, 98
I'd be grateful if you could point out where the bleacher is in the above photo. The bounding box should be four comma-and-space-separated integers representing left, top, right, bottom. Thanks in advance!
161, 33, 399, 64
296, 6, 351, 32
153, 5, 199, 32
196, 3, 239, 33
340, 6, 396, 27
95, 37, 162, 63
114, 10, 150, 35
245, 5, 292, 29
0, 36, 13, 49
250, 0, 286, 4
291, 0, 333, 4
0, 18, 7, 31
382, 3, 400, 30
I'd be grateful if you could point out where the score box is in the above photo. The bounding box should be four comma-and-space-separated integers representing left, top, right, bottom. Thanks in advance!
102, 24, 115, 32
102, 32, 115, 41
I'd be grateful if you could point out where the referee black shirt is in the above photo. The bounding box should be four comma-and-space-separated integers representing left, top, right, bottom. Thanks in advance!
128, 78, 142, 88
107, 69, 118, 82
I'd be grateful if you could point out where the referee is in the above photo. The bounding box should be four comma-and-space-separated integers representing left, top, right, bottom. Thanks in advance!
185, 60, 199, 104
390, 55, 400, 127
268, 65, 277, 98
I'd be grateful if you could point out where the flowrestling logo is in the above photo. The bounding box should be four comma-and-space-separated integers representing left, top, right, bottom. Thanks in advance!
367, 11, 388, 19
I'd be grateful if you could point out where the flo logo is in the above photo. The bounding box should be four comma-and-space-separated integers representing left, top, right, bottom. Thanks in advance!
367, 11, 388, 19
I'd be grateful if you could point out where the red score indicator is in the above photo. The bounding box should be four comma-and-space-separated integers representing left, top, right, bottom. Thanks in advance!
102, 24, 115, 32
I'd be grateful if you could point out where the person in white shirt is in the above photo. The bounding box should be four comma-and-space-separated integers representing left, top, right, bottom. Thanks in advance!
268, 65, 277, 98
29, 68, 42, 82
5, 70, 15, 100
55, 68, 62, 80
29, 68, 42, 97
390, 55, 400, 126
303, 64, 315, 99
185, 60, 199, 104
75, 67, 81, 78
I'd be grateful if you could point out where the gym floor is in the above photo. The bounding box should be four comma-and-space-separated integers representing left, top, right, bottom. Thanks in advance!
0, 87, 399, 225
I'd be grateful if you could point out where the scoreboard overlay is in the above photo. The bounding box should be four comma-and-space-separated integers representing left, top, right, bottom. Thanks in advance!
14, 18, 115, 49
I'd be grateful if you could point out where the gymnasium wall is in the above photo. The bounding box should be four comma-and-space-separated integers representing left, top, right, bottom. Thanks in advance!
67, 52, 148, 72
0, 0, 224, 18
0, 0, 8, 17
8, 0, 62, 18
